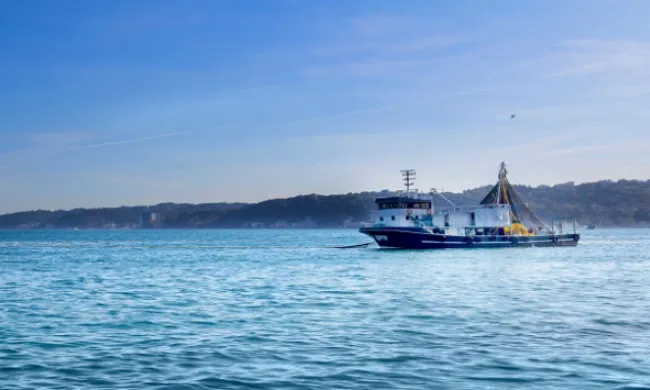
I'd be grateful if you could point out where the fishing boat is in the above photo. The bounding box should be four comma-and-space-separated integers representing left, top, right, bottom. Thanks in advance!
359, 163, 580, 249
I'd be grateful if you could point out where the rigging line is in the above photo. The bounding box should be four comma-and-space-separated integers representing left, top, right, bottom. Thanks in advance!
511, 188, 550, 230
15, 243, 377, 250
507, 181, 550, 231
431, 187, 456, 206
436, 191, 456, 207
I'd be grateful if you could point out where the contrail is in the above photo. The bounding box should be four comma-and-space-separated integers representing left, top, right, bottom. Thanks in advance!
72, 131, 193, 151
70, 124, 238, 152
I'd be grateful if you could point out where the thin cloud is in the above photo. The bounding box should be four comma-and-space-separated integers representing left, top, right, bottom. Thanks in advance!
310, 35, 468, 57
544, 39, 650, 78
544, 142, 650, 157
391, 36, 470, 52
279, 87, 496, 126
608, 84, 650, 99
351, 13, 406, 36
307, 57, 445, 77
103, 9, 210, 37
29, 131, 94, 148
490, 133, 589, 156
545, 145, 609, 156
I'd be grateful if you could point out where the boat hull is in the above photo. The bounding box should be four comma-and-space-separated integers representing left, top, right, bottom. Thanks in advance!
359, 227, 579, 249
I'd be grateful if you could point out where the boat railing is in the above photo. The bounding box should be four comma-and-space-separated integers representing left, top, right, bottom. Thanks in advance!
550, 216, 578, 235
433, 204, 510, 214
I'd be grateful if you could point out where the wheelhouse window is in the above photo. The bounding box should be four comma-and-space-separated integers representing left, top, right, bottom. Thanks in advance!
379, 203, 401, 209
406, 202, 431, 209
380, 202, 430, 209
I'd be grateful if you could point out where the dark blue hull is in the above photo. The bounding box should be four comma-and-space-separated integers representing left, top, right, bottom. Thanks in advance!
359, 227, 579, 249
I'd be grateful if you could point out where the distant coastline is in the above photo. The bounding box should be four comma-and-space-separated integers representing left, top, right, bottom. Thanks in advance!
2, 179, 650, 229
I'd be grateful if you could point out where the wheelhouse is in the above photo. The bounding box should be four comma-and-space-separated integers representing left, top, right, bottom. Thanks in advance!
376, 197, 431, 210
373, 197, 432, 227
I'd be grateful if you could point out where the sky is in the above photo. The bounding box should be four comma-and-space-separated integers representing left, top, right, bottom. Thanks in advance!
2, 0, 650, 212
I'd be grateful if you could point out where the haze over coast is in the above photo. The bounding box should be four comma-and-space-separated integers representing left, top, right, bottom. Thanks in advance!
3, 178, 650, 229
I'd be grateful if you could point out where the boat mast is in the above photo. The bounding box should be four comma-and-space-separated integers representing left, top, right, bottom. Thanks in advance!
401, 169, 416, 195
495, 161, 507, 204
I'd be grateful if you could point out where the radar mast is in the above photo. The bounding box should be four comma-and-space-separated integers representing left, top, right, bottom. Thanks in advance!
401, 169, 416, 194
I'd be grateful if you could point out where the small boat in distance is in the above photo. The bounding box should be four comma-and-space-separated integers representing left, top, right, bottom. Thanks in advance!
359, 162, 580, 249
586, 223, 596, 230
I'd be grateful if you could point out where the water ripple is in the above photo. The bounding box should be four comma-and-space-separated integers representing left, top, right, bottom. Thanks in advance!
1, 228, 649, 389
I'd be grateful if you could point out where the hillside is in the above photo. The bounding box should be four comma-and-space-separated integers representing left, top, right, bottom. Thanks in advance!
2, 179, 650, 229
0, 203, 246, 229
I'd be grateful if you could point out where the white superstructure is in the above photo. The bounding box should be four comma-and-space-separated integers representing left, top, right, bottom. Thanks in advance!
367, 167, 517, 236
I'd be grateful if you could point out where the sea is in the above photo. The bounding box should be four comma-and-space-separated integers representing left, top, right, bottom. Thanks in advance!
1, 228, 649, 390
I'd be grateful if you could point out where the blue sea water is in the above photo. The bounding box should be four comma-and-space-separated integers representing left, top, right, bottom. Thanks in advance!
1, 228, 649, 390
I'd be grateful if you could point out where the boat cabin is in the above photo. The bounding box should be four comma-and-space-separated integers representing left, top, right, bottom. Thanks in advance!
374, 197, 431, 227
372, 196, 514, 235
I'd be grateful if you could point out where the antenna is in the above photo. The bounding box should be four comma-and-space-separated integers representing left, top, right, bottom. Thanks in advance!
401, 169, 416, 193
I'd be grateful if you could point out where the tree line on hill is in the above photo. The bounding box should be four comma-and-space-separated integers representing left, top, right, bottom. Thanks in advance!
1, 179, 650, 229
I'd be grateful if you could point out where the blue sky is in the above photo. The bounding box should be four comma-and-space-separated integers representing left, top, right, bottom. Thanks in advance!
2, 0, 650, 212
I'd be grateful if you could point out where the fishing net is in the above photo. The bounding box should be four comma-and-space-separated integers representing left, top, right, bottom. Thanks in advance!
479, 164, 551, 233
